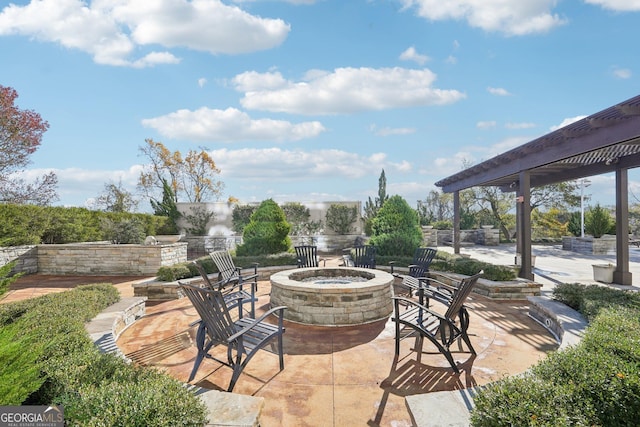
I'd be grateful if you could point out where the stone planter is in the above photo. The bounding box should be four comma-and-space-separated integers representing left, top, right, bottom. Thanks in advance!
592, 264, 615, 284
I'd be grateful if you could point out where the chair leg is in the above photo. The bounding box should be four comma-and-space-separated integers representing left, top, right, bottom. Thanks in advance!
188, 323, 210, 382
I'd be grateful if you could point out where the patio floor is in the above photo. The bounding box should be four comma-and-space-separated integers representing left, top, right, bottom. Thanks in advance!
3, 254, 559, 426
116, 257, 558, 427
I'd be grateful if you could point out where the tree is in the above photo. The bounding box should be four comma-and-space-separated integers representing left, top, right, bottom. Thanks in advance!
282, 202, 322, 236
325, 204, 357, 235
368, 195, 423, 256
94, 180, 139, 213
231, 204, 256, 234
585, 204, 614, 238
469, 186, 514, 242
182, 205, 215, 235
150, 179, 180, 234
416, 190, 453, 225
137, 138, 224, 205
236, 199, 291, 256
0, 85, 58, 205
363, 169, 389, 234
530, 181, 581, 212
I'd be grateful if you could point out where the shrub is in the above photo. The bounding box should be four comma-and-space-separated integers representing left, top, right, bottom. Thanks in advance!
156, 264, 192, 282
231, 204, 256, 234
585, 204, 614, 238
472, 286, 640, 427
0, 261, 22, 297
0, 284, 208, 425
369, 195, 423, 257
236, 199, 291, 256
100, 217, 146, 244
325, 204, 357, 235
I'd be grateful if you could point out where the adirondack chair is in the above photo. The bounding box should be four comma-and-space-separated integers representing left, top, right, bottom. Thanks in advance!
179, 282, 287, 392
342, 245, 376, 269
390, 247, 438, 278
295, 245, 326, 268
209, 250, 259, 290
192, 261, 257, 318
391, 271, 483, 374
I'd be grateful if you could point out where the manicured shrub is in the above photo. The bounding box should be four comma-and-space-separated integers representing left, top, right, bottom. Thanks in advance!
472, 286, 640, 427
156, 264, 192, 282
369, 195, 422, 257
0, 284, 208, 425
585, 204, 614, 238
236, 199, 291, 256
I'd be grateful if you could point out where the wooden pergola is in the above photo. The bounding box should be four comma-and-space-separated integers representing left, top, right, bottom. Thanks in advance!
435, 94, 640, 285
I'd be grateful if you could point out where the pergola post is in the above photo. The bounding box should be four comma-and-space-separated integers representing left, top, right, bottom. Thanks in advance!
614, 168, 632, 285
517, 171, 533, 280
453, 190, 460, 254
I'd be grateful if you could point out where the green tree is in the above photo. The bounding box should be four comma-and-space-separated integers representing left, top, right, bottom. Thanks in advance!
585, 204, 614, 238
325, 204, 358, 235
150, 179, 180, 234
532, 208, 568, 240
236, 199, 291, 256
363, 169, 389, 235
0, 85, 58, 205
282, 202, 322, 236
231, 204, 256, 234
182, 205, 215, 235
369, 195, 423, 256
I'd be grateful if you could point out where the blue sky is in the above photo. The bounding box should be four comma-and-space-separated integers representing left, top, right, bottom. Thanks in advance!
1, 0, 640, 212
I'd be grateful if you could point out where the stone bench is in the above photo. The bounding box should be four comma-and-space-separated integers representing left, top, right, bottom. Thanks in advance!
405, 297, 588, 426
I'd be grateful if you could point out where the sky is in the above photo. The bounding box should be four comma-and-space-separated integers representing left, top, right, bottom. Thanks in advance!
1, 0, 640, 213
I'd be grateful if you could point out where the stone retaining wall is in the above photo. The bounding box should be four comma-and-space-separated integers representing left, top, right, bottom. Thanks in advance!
422, 226, 500, 247
37, 242, 188, 275
0, 245, 38, 275
562, 235, 616, 255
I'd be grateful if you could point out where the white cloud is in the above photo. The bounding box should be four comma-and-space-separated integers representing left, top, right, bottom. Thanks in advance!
210, 148, 411, 180
505, 122, 536, 129
612, 67, 632, 79
198, 78, 208, 88
487, 87, 511, 96
371, 125, 417, 136
234, 67, 466, 115
0, 0, 290, 67
550, 115, 587, 131
400, 0, 566, 35
477, 121, 497, 129
142, 107, 325, 142
584, 0, 640, 11
399, 46, 429, 65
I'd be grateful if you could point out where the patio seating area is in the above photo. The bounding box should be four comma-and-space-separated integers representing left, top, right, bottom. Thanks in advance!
115, 255, 558, 426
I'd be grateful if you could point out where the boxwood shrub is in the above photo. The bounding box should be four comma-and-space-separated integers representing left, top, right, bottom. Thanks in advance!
471, 286, 640, 426
0, 284, 208, 426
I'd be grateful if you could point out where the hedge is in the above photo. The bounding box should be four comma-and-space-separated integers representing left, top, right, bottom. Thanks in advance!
0, 284, 208, 426
470, 284, 640, 426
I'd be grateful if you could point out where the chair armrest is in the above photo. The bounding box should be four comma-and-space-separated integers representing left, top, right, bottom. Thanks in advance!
392, 296, 451, 324
227, 306, 287, 342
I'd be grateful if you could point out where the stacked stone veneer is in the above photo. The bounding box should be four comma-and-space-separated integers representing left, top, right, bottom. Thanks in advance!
37, 242, 187, 275
0, 245, 38, 275
562, 235, 616, 255
422, 226, 500, 247
270, 267, 394, 326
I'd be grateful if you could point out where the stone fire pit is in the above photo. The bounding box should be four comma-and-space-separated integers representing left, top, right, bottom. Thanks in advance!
270, 267, 394, 326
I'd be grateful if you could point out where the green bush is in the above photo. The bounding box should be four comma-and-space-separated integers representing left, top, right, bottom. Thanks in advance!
369, 195, 423, 257
156, 264, 192, 282
0, 284, 208, 425
472, 287, 640, 427
585, 204, 614, 238
553, 283, 640, 321
0, 261, 22, 297
325, 204, 357, 234
236, 199, 291, 256
0, 204, 173, 245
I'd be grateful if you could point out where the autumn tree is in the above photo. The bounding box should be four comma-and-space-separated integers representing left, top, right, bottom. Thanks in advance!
137, 138, 224, 205
0, 85, 58, 205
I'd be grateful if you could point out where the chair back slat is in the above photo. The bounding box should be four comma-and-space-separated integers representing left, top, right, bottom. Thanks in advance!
210, 250, 238, 282
181, 284, 236, 342
352, 245, 376, 269
192, 261, 220, 291
295, 245, 319, 268
409, 247, 437, 277
443, 272, 483, 320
